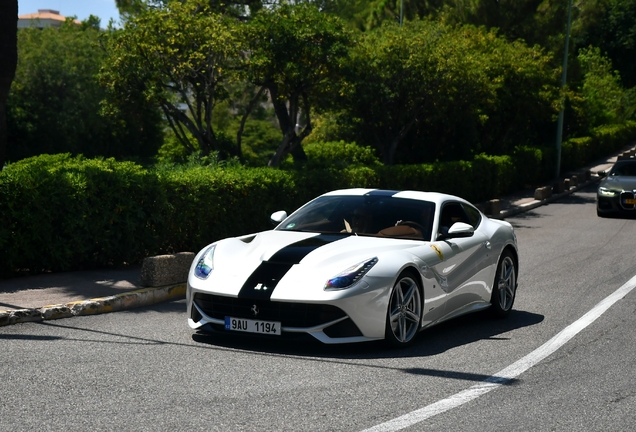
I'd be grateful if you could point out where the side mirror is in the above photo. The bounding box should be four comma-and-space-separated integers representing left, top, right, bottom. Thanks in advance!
445, 222, 474, 239
270, 210, 287, 225
598, 170, 607, 178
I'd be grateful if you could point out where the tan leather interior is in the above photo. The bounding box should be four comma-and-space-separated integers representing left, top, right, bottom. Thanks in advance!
377, 225, 423, 239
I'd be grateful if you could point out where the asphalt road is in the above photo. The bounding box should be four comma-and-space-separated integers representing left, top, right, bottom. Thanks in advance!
1, 183, 636, 431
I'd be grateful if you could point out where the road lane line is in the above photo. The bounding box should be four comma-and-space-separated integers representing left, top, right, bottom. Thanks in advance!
362, 274, 636, 432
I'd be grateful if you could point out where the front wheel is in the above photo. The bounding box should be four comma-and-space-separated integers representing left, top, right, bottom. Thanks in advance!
385, 273, 422, 347
490, 250, 517, 317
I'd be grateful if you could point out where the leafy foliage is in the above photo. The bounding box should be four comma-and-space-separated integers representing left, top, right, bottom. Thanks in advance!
464, 26, 560, 156
7, 21, 163, 163
337, 19, 559, 164
576, 46, 624, 127
101, 0, 240, 158
242, 3, 352, 166
0, 154, 166, 275
300, 141, 381, 169
338, 18, 477, 165
574, 0, 636, 88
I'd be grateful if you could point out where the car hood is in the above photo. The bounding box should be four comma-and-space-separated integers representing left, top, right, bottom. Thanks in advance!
216, 229, 426, 268
600, 176, 636, 191
192, 230, 431, 299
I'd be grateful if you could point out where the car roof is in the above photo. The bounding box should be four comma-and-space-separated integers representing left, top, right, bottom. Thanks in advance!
321, 188, 472, 207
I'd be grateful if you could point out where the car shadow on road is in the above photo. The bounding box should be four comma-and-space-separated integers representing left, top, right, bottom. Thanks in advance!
190, 308, 544, 361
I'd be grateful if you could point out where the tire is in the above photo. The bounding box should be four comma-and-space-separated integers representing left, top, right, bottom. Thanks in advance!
385, 272, 423, 347
490, 250, 517, 317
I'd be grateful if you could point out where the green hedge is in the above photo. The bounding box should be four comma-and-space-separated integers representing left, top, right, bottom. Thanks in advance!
0, 154, 166, 275
561, 121, 636, 173
1, 121, 634, 277
156, 166, 299, 253
0, 156, 308, 276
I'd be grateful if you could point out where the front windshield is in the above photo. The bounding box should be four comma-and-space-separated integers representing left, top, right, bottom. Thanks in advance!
276, 195, 435, 241
610, 160, 636, 177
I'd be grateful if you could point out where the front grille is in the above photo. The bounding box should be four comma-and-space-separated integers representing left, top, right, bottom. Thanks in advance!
193, 293, 347, 328
620, 191, 635, 210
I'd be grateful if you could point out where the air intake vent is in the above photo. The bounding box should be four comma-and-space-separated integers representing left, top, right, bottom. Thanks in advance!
193, 293, 347, 328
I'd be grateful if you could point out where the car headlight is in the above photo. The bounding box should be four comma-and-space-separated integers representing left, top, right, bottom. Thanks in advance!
598, 187, 619, 197
325, 257, 378, 290
194, 245, 216, 279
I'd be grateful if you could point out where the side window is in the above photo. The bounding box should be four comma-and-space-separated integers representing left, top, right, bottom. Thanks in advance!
462, 204, 482, 229
438, 202, 470, 234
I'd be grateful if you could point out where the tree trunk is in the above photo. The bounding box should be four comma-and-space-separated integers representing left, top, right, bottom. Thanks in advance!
0, 0, 18, 168
266, 86, 312, 167
236, 85, 266, 161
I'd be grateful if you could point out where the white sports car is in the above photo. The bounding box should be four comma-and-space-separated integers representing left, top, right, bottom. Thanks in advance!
187, 189, 519, 347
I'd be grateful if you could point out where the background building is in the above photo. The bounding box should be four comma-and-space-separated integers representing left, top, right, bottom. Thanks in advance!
18, 9, 80, 29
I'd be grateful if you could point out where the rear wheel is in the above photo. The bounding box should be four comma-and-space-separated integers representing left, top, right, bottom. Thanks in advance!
490, 250, 517, 317
385, 273, 422, 347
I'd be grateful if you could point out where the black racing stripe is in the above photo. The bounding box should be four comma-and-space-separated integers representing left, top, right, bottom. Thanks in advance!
238, 262, 293, 300
268, 234, 345, 264
237, 234, 345, 300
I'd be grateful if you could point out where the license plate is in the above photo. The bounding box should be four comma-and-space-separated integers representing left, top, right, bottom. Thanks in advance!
623, 198, 636, 204
224, 316, 281, 335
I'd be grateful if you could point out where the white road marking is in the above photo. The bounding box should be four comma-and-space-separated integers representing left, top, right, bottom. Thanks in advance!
362, 274, 636, 432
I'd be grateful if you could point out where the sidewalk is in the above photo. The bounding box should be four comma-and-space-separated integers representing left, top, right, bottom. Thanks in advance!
0, 144, 631, 326
0, 266, 143, 311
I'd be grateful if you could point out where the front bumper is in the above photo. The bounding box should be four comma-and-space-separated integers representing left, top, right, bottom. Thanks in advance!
189, 292, 377, 344
186, 273, 394, 344
597, 190, 636, 215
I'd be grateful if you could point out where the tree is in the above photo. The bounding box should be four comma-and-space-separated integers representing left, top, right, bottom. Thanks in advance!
242, 3, 351, 167
0, 0, 18, 168
574, 0, 636, 88
7, 20, 163, 162
436, 0, 569, 50
102, 0, 240, 158
576, 46, 624, 127
467, 28, 560, 156
333, 19, 559, 164
116, 0, 269, 20
337, 19, 496, 165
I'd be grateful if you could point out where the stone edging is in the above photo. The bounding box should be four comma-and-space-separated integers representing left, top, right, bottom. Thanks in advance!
496, 174, 600, 219
0, 283, 186, 327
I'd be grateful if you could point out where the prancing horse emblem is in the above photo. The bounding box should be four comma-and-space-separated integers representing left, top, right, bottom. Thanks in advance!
251, 305, 259, 316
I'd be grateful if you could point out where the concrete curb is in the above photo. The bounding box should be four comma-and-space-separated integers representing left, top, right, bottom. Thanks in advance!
0, 283, 186, 327
495, 175, 600, 220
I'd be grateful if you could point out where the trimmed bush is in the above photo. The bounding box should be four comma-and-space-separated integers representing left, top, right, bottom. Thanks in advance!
0, 154, 166, 275
302, 141, 381, 169
511, 145, 553, 188
561, 121, 636, 173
